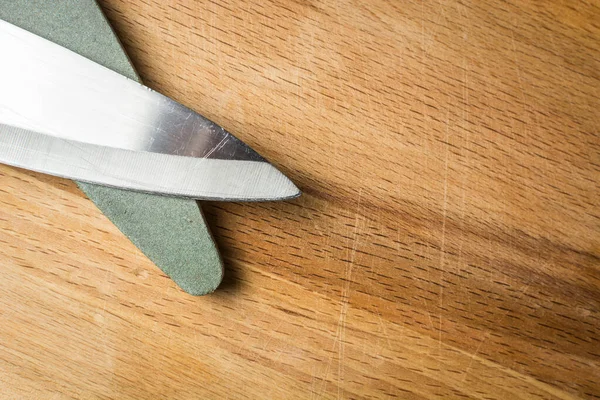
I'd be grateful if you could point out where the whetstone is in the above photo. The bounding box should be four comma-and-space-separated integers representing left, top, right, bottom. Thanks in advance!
0, 0, 224, 295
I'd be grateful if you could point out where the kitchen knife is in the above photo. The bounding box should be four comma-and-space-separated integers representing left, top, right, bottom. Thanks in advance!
0, 19, 299, 201
1, 0, 226, 296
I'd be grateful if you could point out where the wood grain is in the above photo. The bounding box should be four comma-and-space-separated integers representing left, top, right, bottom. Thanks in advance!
1, 0, 599, 398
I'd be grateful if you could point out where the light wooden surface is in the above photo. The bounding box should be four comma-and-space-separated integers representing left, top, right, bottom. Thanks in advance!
1, 0, 598, 398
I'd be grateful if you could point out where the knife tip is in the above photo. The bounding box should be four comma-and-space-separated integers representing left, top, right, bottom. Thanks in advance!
265, 166, 301, 201
279, 182, 302, 201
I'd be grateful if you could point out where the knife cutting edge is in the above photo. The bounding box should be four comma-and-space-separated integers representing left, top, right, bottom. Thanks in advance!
0, 19, 300, 201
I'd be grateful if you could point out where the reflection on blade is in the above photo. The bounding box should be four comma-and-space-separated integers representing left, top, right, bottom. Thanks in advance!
0, 20, 299, 201
0, 124, 299, 201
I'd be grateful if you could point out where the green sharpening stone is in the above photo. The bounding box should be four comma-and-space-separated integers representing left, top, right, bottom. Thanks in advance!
0, 0, 224, 295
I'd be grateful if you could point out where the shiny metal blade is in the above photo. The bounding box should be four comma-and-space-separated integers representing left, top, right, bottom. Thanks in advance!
0, 20, 299, 201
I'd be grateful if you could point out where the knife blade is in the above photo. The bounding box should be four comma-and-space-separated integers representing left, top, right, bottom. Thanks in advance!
0, 19, 299, 201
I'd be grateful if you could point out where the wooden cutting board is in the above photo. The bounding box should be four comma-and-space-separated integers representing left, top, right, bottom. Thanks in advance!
0, 0, 598, 398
